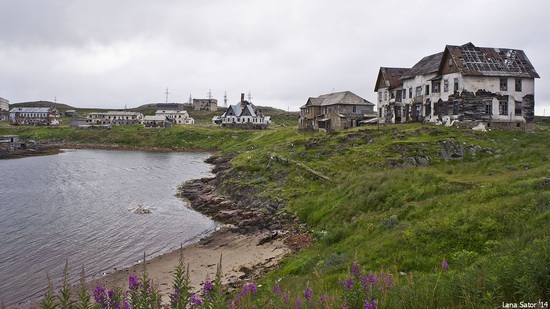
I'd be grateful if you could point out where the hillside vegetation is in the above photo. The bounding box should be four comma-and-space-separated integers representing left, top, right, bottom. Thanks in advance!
1, 118, 549, 307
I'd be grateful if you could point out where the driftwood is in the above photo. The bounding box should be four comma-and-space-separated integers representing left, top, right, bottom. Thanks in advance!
269, 153, 332, 182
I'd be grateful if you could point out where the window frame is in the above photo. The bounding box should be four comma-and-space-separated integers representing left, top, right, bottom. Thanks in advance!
515, 78, 522, 92
500, 78, 508, 91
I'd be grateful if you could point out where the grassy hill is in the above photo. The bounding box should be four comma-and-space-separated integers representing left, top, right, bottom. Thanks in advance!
1, 119, 549, 307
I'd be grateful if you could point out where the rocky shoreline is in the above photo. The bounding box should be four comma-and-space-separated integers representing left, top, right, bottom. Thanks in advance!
178, 154, 313, 252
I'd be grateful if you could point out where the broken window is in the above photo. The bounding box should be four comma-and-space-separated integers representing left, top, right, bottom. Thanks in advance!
384, 91, 388, 101
444, 80, 449, 92
396, 90, 402, 102
402, 89, 407, 100
453, 78, 459, 92
425, 103, 432, 116
378, 92, 382, 102
515, 101, 522, 116
409, 88, 413, 99
433, 81, 441, 93
515, 79, 522, 92
499, 100, 508, 115
500, 78, 508, 91
425, 85, 430, 96
415, 86, 422, 98
453, 102, 459, 115
485, 102, 493, 115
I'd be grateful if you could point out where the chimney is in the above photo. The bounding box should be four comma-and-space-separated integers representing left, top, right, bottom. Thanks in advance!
240, 93, 245, 103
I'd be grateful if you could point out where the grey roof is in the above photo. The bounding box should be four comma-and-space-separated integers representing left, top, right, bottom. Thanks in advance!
10, 107, 53, 113
105, 111, 142, 116
307, 91, 374, 107
401, 52, 443, 79
143, 115, 168, 121
222, 101, 259, 117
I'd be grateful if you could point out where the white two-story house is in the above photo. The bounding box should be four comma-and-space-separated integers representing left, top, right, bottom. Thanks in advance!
375, 43, 539, 130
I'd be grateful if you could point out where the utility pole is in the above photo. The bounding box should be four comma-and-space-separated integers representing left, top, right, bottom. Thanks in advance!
164, 88, 170, 104
224, 91, 227, 107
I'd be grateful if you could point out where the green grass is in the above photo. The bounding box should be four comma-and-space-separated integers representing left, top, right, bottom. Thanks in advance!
2, 117, 550, 307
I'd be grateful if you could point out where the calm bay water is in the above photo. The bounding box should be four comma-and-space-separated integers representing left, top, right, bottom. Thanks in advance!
0, 149, 218, 306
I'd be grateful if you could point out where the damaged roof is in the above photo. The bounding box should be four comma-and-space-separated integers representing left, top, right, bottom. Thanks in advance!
307, 91, 374, 107
401, 52, 443, 80
444, 42, 540, 78
374, 67, 410, 91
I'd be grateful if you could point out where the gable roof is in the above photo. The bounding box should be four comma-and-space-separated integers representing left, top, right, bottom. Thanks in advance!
401, 52, 443, 80
307, 91, 374, 107
442, 42, 539, 78
222, 101, 260, 117
374, 67, 410, 91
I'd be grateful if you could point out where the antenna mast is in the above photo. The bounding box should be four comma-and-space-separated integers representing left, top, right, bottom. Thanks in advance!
207, 89, 212, 100
223, 91, 227, 107
247, 91, 253, 103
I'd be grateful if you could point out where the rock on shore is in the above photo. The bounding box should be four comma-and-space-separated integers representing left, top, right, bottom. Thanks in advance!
178, 154, 313, 250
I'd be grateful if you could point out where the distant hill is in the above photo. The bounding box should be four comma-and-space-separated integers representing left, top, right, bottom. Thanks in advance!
11, 101, 75, 111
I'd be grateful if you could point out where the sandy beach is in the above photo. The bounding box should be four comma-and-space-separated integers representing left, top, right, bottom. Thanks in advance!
88, 226, 291, 304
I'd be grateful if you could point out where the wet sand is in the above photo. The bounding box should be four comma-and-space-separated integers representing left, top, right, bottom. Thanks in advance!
88, 226, 290, 304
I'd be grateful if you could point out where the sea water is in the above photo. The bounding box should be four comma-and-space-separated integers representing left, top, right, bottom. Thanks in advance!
0, 149, 218, 306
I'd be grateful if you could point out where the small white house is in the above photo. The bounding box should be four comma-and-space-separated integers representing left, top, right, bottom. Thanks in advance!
143, 115, 172, 128
155, 110, 194, 124
87, 111, 144, 125
219, 93, 270, 129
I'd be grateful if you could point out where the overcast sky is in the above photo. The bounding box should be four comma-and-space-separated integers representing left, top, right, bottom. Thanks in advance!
1, 0, 549, 113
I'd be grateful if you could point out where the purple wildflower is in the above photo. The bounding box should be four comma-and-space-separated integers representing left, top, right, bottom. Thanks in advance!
93, 285, 107, 306
242, 282, 257, 296
351, 262, 361, 277
189, 294, 202, 307
373, 299, 377, 309
365, 300, 372, 309
345, 277, 354, 291
295, 298, 302, 309
202, 279, 213, 295
303, 287, 313, 300
273, 284, 282, 296
442, 258, 449, 271
319, 294, 328, 303
128, 275, 141, 290
124, 301, 130, 309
